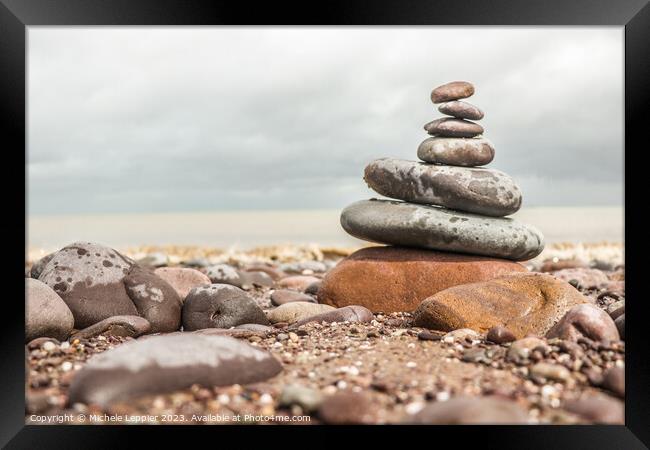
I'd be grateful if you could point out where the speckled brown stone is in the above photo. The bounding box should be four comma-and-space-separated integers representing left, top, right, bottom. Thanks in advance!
318, 246, 526, 313
413, 273, 589, 337
431, 81, 475, 104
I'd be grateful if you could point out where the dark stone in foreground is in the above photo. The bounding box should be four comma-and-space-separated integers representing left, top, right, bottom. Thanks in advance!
182, 284, 269, 330
318, 391, 377, 424
67, 334, 282, 407
408, 396, 529, 424
545, 304, 619, 343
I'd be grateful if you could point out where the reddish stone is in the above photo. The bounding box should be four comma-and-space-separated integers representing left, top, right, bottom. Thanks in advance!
317, 246, 526, 313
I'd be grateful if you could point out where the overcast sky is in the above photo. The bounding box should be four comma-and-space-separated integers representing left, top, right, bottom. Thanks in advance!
28, 27, 623, 215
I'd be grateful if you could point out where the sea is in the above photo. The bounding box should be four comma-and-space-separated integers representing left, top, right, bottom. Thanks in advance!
27, 207, 623, 255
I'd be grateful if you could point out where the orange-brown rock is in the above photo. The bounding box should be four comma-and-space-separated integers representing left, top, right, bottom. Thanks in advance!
317, 246, 526, 313
412, 272, 589, 338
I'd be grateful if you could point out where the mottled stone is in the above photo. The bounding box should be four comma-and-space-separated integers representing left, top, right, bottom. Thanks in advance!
442, 328, 481, 343
205, 264, 241, 285
182, 284, 269, 330
430, 81, 475, 104
413, 273, 588, 337
67, 334, 282, 407
341, 200, 543, 261
122, 265, 182, 333
271, 289, 316, 306
546, 304, 619, 343
304, 281, 322, 296
438, 100, 484, 120
38, 242, 181, 332
291, 305, 373, 328
364, 159, 521, 216
266, 302, 335, 324
153, 267, 211, 302
25, 279, 74, 342
425, 118, 484, 138
417, 136, 494, 167
408, 396, 529, 424
319, 246, 526, 312
72, 315, 151, 339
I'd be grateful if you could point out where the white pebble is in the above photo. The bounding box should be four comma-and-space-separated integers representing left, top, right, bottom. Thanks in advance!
406, 361, 417, 368
42, 341, 56, 352
436, 391, 450, 402
259, 393, 273, 404
541, 385, 556, 398
61, 361, 73, 372
217, 394, 230, 404
405, 402, 425, 415
60, 342, 70, 350
336, 380, 348, 389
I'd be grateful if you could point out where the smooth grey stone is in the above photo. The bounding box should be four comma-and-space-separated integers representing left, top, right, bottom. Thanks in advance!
182, 284, 269, 330
438, 100, 484, 120
364, 158, 521, 217
431, 81, 474, 104
67, 334, 282, 407
290, 305, 374, 329
424, 118, 484, 138
417, 136, 494, 167
25, 279, 74, 342
340, 199, 544, 261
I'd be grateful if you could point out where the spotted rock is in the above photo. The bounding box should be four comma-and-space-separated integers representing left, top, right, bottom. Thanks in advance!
364, 158, 521, 217
38, 242, 181, 332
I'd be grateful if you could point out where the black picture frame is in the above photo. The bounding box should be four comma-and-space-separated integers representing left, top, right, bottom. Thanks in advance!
2, 0, 648, 447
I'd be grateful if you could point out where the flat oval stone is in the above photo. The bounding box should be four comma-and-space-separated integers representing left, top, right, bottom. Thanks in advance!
71, 315, 151, 339
412, 273, 588, 338
364, 158, 521, 216
431, 81, 474, 104
318, 247, 525, 312
341, 200, 543, 261
438, 100, 484, 120
275, 275, 321, 291
417, 137, 494, 167
266, 302, 335, 324
67, 334, 282, 407
424, 118, 484, 138
270, 289, 316, 306
182, 284, 269, 330
290, 305, 374, 328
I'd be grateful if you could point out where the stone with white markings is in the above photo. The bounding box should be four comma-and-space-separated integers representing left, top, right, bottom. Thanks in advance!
341, 199, 543, 261
364, 158, 521, 216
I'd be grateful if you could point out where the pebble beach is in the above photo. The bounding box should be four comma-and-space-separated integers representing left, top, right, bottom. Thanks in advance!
24, 81, 625, 426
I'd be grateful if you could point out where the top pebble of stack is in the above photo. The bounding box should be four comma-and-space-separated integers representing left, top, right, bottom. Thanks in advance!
430, 81, 475, 103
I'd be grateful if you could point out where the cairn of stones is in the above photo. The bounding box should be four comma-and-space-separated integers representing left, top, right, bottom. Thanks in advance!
340, 81, 544, 261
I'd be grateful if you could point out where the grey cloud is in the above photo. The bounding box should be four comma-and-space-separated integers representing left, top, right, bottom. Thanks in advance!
28, 27, 623, 214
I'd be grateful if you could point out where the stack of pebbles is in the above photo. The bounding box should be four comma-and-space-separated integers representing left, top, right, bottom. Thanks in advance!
340, 81, 544, 261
